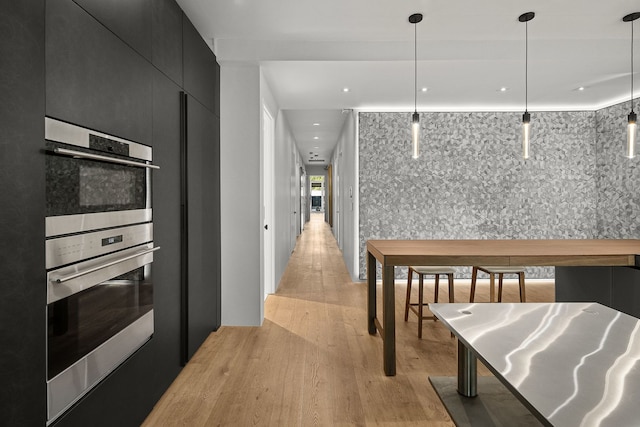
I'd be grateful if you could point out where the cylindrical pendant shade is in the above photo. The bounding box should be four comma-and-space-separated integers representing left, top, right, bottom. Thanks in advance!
628, 112, 637, 158
522, 111, 531, 159
412, 112, 420, 159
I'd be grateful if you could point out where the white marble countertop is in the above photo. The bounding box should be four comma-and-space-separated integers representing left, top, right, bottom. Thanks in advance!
429, 302, 640, 427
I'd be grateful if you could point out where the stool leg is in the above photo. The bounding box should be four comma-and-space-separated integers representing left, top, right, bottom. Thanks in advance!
418, 273, 424, 339
434, 274, 440, 303
519, 272, 526, 302
498, 273, 504, 302
470, 267, 478, 302
489, 273, 495, 303
405, 268, 413, 321
448, 273, 454, 303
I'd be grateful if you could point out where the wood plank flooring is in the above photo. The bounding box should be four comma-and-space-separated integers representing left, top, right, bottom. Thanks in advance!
143, 213, 554, 426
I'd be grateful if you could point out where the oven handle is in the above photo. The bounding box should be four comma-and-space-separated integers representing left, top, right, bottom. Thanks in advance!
53, 147, 160, 169
53, 246, 160, 283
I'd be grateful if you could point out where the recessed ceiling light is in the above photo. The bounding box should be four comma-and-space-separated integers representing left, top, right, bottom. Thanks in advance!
421, 87, 428, 92
313, 136, 319, 140
499, 87, 509, 92
578, 86, 585, 91
313, 123, 320, 126
343, 87, 350, 92
314, 146, 319, 149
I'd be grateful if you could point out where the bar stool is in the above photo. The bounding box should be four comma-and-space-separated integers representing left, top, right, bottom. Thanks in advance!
469, 266, 526, 303
404, 266, 455, 338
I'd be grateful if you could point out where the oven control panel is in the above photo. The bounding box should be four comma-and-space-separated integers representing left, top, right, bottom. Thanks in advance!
45, 223, 153, 270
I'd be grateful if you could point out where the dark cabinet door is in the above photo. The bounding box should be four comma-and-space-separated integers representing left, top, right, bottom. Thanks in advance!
183, 15, 217, 114
0, 1, 46, 425
152, 0, 183, 85
72, 0, 152, 60
46, 0, 153, 145
182, 93, 220, 363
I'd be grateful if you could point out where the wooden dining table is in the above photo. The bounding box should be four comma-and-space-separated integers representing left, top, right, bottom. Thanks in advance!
366, 239, 640, 376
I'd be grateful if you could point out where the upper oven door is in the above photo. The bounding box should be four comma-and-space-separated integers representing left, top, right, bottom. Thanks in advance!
44, 118, 158, 237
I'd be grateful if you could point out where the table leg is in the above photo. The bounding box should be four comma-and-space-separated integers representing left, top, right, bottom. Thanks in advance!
383, 264, 396, 376
457, 340, 477, 397
367, 251, 377, 335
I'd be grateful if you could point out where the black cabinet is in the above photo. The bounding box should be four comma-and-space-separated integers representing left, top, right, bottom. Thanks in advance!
182, 94, 221, 362
72, 0, 152, 60
0, 1, 46, 426
183, 15, 217, 114
150, 69, 184, 381
152, 0, 183, 86
52, 67, 185, 427
1, 0, 220, 424
46, 0, 153, 145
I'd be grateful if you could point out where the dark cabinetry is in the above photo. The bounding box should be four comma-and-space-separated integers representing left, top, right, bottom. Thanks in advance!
46, 0, 153, 145
72, 0, 152, 60
183, 16, 218, 114
182, 95, 221, 362
0, 2, 46, 426
556, 266, 640, 318
152, 0, 183, 85
0, 0, 220, 425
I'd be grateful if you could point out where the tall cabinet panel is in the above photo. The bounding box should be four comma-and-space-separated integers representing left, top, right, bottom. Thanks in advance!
149, 69, 184, 389
0, 2, 46, 425
46, 0, 153, 145
182, 15, 217, 113
182, 94, 220, 362
151, 0, 183, 86
71, 0, 152, 60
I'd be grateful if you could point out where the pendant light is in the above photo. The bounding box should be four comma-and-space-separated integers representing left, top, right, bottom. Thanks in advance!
519, 12, 535, 159
623, 12, 640, 158
409, 13, 423, 159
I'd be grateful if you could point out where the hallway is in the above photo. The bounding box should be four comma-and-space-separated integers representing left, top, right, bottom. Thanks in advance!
144, 213, 554, 426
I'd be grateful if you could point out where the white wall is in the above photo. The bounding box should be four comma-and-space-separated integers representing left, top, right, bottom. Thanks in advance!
220, 64, 263, 326
330, 111, 359, 280
220, 64, 303, 326
261, 72, 303, 293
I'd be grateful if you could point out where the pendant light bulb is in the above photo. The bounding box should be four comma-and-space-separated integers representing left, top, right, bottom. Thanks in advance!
412, 112, 420, 159
628, 111, 637, 159
522, 111, 531, 159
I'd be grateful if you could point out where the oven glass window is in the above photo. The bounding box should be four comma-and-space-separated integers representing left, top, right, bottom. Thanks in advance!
79, 165, 137, 207
46, 141, 147, 217
47, 266, 153, 380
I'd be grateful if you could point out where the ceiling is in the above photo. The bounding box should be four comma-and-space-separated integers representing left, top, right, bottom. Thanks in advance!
176, 0, 640, 165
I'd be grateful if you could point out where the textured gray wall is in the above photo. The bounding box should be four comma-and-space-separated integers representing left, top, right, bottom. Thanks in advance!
596, 100, 640, 238
358, 110, 599, 280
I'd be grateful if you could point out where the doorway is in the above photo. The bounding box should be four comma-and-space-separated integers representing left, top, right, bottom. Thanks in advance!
262, 107, 275, 299
309, 175, 324, 215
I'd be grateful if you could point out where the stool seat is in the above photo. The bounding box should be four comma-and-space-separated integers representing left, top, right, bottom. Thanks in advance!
410, 266, 456, 275
405, 266, 455, 339
470, 266, 526, 303
476, 266, 526, 274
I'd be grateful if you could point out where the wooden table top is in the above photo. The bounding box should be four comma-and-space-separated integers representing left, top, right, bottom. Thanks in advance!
366, 239, 640, 267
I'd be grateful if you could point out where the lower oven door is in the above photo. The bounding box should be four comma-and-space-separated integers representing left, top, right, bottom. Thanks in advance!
46, 243, 158, 424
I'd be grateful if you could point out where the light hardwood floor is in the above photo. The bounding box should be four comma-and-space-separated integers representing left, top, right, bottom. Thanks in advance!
143, 213, 554, 426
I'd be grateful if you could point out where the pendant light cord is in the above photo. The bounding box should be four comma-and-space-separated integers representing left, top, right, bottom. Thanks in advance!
525, 20, 529, 113
632, 20, 635, 113
414, 21, 418, 113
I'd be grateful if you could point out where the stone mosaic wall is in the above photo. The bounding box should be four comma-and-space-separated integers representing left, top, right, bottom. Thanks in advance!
358, 111, 598, 280
595, 100, 640, 238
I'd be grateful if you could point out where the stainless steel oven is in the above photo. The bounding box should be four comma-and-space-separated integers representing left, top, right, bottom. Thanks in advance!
45, 117, 157, 237
44, 118, 159, 424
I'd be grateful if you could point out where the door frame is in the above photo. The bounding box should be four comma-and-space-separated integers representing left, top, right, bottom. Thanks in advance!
262, 105, 275, 299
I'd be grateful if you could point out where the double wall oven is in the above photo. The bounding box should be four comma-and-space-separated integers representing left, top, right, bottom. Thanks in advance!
44, 117, 159, 424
